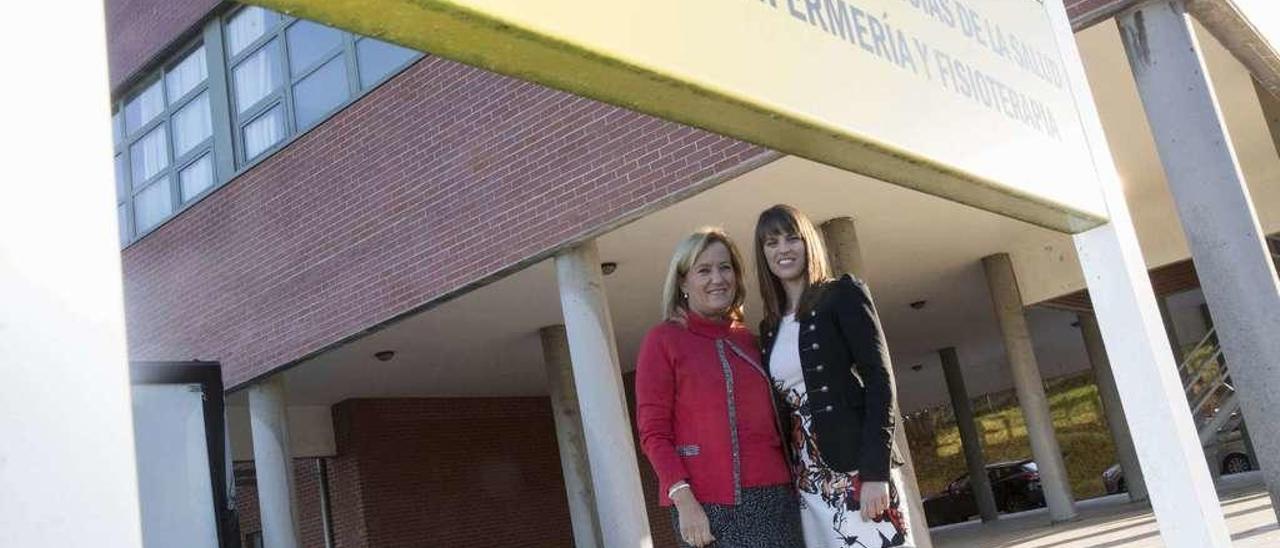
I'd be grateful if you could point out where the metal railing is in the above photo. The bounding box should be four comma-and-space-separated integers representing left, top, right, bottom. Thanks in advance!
1175, 326, 1240, 445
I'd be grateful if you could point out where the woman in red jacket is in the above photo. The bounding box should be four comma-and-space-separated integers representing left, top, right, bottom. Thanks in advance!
636, 227, 802, 548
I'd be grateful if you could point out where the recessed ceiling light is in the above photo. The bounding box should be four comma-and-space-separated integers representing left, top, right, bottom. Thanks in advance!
374, 350, 395, 362
909, 300, 927, 310
601, 262, 618, 276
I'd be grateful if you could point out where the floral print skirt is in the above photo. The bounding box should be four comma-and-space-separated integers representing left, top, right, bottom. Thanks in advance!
779, 385, 912, 548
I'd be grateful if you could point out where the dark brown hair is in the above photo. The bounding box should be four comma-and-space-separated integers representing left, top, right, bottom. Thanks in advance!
753, 204, 833, 331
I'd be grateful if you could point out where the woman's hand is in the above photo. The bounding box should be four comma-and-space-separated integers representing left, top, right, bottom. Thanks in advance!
672, 489, 715, 546
860, 480, 890, 520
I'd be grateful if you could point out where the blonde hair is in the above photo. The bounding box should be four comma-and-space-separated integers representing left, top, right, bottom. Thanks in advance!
753, 204, 834, 330
661, 227, 747, 323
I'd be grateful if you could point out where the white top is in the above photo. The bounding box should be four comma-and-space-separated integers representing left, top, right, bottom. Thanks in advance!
769, 314, 806, 393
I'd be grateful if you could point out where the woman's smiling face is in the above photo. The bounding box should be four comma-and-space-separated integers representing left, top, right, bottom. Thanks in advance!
762, 231, 807, 283
681, 241, 737, 319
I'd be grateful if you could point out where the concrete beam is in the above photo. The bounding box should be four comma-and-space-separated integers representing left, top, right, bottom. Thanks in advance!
1079, 313, 1149, 502
555, 241, 652, 547
248, 377, 302, 548
1120, 0, 1280, 519
540, 325, 604, 548
939, 347, 1000, 522
982, 253, 1077, 523
1187, 0, 1280, 102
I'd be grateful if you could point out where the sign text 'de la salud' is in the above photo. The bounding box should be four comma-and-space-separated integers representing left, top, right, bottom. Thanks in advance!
250, 0, 1108, 232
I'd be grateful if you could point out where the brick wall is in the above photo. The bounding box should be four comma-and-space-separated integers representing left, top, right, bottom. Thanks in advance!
333, 398, 575, 547
231, 392, 685, 547
121, 51, 770, 389
233, 459, 326, 547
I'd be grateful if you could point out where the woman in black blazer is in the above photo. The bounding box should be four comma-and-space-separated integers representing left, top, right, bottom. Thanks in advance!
753, 204, 911, 548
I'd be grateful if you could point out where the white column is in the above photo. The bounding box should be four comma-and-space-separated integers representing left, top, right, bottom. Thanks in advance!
555, 241, 652, 548
1045, 1, 1233, 544
540, 325, 604, 548
249, 377, 301, 548
982, 253, 1077, 523
0, 3, 143, 546
1119, 0, 1280, 515
820, 217, 933, 547
1079, 313, 1148, 502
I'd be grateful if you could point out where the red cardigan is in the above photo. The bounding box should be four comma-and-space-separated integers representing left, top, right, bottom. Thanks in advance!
635, 312, 791, 506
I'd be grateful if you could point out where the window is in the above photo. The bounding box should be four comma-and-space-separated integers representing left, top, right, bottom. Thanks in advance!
112, 44, 216, 242
294, 57, 349, 129
226, 6, 279, 57
223, 6, 420, 163
110, 3, 423, 246
243, 105, 285, 160
356, 37, 418, 87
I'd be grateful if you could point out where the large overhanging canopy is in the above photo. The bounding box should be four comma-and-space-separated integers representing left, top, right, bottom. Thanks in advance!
250, 0, 1110, 233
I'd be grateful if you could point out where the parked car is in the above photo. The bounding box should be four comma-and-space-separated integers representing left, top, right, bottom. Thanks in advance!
1103, 422, 1253, 495
923, 459, 1046, 526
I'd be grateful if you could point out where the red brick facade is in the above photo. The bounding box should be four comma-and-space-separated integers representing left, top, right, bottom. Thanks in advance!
121, 51, 772, 388
232, 395, 682, 547
233, 460, 327, 547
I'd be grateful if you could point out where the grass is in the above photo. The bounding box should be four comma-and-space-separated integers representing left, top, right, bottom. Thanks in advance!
905, 373, 1118, 500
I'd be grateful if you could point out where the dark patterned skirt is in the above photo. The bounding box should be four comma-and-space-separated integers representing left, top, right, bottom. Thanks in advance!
669, 484, 803, 548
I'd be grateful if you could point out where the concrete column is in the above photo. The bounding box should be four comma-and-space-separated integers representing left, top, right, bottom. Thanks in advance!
1120, 0, 1280, 515
555, 241, 652, 548
938, 347, 999, 522
540, 325, 604, 548
1046, 0, 1232, 543
1078, 313, 1148, 502
249, 377, 301, 548
981, 253, 1077, 522
820, 217, 933, 547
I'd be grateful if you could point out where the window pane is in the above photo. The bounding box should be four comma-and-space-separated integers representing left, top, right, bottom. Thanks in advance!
115, 154, 128, 199
166, 46, 208, 103
130, 126, 170, 183
134, 178, 173, 233
243, 106, 284, 160
180, 155, 215, 202
233, 40, 282, 114
356, 38, 417, 88
227, 6, 279, 57
172, 92, 212, 157
124, 80, 165, 134
286, 20, 343, 76
118, 203, 130, 245
293, 57, 349, 129
113, 110, 123, 143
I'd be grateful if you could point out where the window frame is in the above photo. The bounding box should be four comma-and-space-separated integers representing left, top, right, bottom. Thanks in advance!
112, 3, 423, 248
224, 8, 364, 164
113, 40, 218, 242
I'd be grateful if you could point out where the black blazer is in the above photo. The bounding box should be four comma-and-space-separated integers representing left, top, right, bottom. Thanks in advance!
759, 275, 900, 481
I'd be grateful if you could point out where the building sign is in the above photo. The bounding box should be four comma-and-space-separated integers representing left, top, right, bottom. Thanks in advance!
252, 0, 1108, 232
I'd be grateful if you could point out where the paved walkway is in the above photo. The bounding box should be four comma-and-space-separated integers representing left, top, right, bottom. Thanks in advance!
930, 472, 1278, 547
